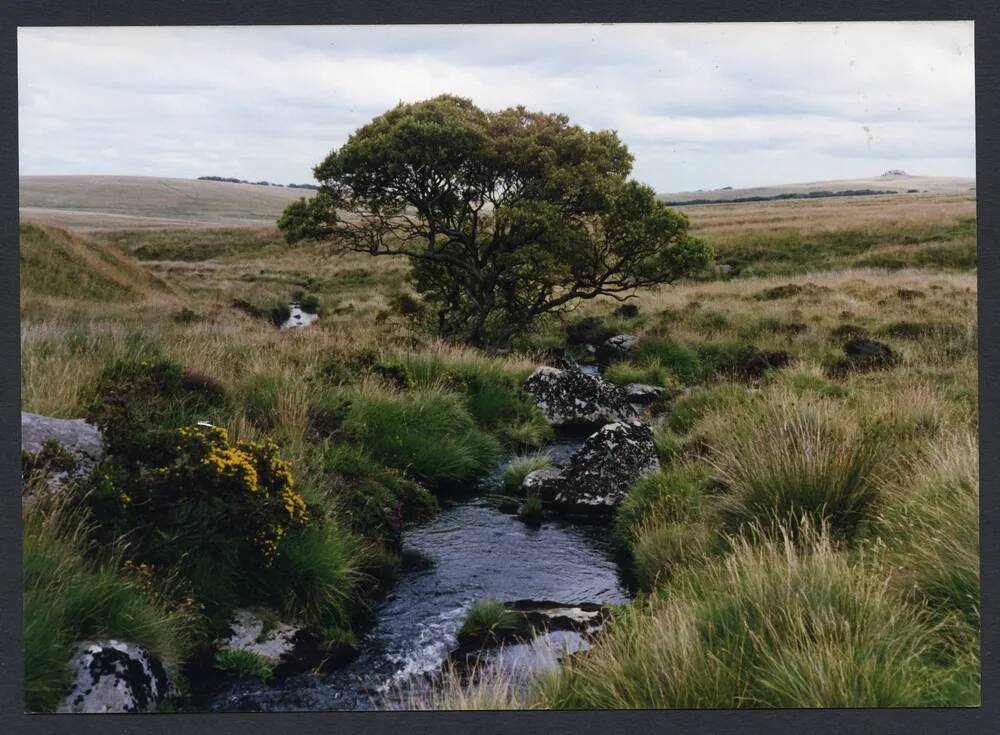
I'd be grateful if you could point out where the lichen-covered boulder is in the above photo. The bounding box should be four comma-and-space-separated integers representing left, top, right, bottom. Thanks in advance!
21, 411, 105, 486
523, 366, 636, 429
59, 640, 169, 713
524, 421, 659, 514
622, 383, 666, 404
596, 334, 638, 364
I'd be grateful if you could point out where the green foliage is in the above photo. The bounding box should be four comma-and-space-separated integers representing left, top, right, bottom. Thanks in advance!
501, 453, 552, 494
343, 389, 500, 487
459, 599, 525, 638
711, 400, 881, 541
267, 299, 291, 326
613, 465, 710, 550
23, 491, 194, 712
651, 424, 685, 465
238, 374, 286, 431
667, 385, 751, 434
279, 95, 710, 346
298, 293, 321, 314
565, 317, 617, 347
87, 357, 228, 467
306, 440, 438, 543
81, 425, 311, 620
214, 649, 274, 681
633, 338, 703, 384
604, 357, 677, 388
539, 532, 950, 708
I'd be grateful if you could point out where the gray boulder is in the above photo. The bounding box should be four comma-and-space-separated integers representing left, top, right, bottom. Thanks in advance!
59, 640, 169, 713
523, 366, 636, 428
623, 383, 666, 404
523, 421, 659, 514
21, 411, 105, 486
596, 334, 638, 364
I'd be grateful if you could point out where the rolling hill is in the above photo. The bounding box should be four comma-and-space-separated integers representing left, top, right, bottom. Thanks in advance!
19, 175, 314, 229
659, 173, 975, 204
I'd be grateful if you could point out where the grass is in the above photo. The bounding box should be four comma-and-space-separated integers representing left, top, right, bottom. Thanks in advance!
501, 453, 552, 494
20, 187, 979, 711
342, 387, 501, 488
458, 599, 526, 639
214, 649, 275, 681
23, 487, 195, 712
707, 397, 883, 541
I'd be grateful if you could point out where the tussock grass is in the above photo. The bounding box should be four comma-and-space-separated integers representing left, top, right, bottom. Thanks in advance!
501, 453, 552, 494
342, 387, 500, 488
533, 528, 948, 709
458, 599, 525, 638
707, 397, 882, 541
214, 649, 274, 681
23, 486, 195, 712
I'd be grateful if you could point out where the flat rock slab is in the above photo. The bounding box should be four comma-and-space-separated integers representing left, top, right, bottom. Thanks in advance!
22, 411, 105, 464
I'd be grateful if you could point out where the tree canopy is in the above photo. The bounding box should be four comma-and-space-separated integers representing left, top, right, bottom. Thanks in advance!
279, 95, 711, 347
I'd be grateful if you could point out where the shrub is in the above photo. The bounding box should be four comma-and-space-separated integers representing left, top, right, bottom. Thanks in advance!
87, 357, 228, 466
305, 440, 438, 544
299, 293, 321, 314
501, 453, 552, 495
565, 316, 617, 347
82, 425, 311, 618
23, 489, 194, 712
343, 389, 500, 488
709, 399, 881, 541
267, 299, 291, 326
214, 649, 274, 681
389, 292, 426, 318
537, 530, 947, 708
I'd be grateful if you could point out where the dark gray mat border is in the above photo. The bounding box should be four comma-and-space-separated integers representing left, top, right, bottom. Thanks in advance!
0, 2, 995, 734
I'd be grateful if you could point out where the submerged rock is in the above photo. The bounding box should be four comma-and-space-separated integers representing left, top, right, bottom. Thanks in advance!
59, 640, 169, 713
523, 366, 636, 429
524, 421, 659, 514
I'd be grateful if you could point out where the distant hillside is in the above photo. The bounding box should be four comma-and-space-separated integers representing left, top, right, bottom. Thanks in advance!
19, 222, 172, 301
659, 174, 976, 205
19, 175, 315, 229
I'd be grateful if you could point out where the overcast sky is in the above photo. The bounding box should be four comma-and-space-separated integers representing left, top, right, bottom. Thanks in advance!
17, 22, 975, 192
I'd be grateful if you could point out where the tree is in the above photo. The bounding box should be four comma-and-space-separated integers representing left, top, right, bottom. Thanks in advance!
279, 95, 711, 347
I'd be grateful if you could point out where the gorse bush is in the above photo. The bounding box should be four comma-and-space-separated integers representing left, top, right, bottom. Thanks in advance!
536, 529, 947, 708
84, 425, 311, 617
709, 398, 882, 541
343, 388, 500, 488
88, 357, 228, 466
23, 488, 195, 712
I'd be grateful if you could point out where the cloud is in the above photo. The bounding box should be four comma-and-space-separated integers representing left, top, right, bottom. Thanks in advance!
17, 22, 975, 191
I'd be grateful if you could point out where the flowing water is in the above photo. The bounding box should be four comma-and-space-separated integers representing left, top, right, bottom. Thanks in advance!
208, 442, 630, 711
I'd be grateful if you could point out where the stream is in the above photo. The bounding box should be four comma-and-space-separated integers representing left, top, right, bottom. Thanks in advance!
207, 437, 631, 711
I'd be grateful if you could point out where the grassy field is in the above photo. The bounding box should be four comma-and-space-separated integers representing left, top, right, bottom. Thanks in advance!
20, 184, 979, 710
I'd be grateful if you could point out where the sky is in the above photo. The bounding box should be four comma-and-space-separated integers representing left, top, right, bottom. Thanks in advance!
17, 22, 976, 193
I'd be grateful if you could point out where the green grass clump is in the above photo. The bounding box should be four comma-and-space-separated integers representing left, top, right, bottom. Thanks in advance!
501, 453, 552, 494
631, 520, 713, 589
343, 388, 500, 488
667, 384, 751, 435
298, 293, 321, 314
537, 530, 948, 708
214, 649, 274, 681
613, 465, 710, 549
710, 399, 881, 541
238, 374, 285, 430
604, 357, 677, 388
458, 599, 525, 639
633, 339, 703, 384
23, 491, 194, 712
267, 299, 291, 326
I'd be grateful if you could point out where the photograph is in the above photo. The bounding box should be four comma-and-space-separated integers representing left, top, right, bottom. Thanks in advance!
17, 21, 979, 713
